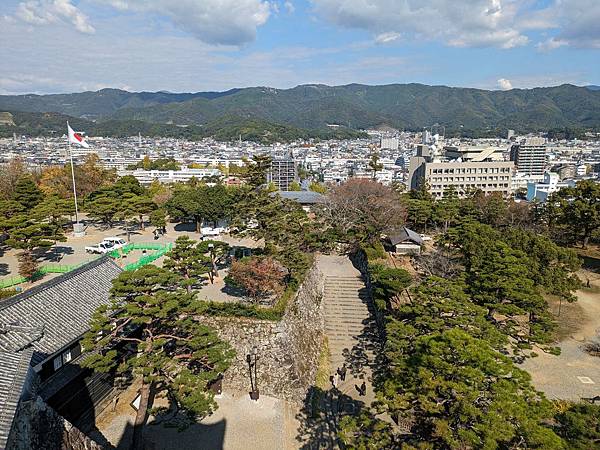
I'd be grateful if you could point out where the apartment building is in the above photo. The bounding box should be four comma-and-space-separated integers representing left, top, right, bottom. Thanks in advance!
510, 137, 547, 177
268, 157, 297, 191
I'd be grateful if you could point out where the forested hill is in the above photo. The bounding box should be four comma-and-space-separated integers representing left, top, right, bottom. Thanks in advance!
0, 110, 365, 144
1, 83, 600, 133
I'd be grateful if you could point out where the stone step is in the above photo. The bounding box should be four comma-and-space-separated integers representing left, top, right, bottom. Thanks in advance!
325, 305, 373, 312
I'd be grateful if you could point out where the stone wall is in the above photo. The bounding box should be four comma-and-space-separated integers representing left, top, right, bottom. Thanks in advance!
202, 263, 325, 403
8, 396, 105, 450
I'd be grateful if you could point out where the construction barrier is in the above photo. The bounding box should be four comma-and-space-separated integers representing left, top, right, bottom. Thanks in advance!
0, 243, 172, 289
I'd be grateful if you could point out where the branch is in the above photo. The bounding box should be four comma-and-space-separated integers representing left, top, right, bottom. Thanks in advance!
155, 334, 192, 342
119, 337, 144, 344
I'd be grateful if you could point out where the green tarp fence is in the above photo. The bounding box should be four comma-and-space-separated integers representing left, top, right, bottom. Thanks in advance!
0, 243, 172, 289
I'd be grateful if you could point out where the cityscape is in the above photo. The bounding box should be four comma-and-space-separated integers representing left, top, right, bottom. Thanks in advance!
1, 1, 600, 450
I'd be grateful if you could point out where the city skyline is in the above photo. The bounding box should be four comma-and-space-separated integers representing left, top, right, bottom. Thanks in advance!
1, 0, 599, 95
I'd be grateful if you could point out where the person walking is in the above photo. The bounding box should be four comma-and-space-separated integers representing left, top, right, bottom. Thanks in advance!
359, 381, 366, 396
332, 372, 339, 389
338, 364, 347, 382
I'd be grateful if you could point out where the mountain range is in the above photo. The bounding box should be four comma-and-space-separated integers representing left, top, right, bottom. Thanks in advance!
2, 83, 600, 138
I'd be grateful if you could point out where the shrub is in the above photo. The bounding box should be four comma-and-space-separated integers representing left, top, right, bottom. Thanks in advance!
225, 256, 287, 303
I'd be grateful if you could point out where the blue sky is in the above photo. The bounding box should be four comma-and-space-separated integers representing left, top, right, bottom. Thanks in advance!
1, 0, 599, 94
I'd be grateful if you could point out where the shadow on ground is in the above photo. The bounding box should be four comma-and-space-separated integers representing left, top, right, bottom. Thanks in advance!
295, 386, 367, 450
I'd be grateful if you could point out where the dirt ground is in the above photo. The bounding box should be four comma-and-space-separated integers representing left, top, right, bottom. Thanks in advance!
92, 382, 300, 450
522, 268, 600, 400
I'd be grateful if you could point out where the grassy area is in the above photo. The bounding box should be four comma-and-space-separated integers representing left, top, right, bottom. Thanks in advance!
315, 336, 331, 390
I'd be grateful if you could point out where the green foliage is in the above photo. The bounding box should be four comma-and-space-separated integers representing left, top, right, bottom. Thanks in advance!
368, 152, 384, 179
308, 182, 327, 194
31, 195, 74, 226
13, 175, 43, 209
545, 180, 600, 247
4, 84, 600, 132
85, 195, 122, 227
390, 329, 563, 450
0, 289, 18, 300
242, 155, 271, 188
164, 236, 211, 292
288, 181, 302, 191
362, 242, 387, 261
82, 265, 234, 422
368, 263, 412, 311
448, 221, 556, 345
5, 217, 66, 251
149, 208, 167, 230
127, 156, 180, 171
554, 402, 600, 450
166, 183, 233, 232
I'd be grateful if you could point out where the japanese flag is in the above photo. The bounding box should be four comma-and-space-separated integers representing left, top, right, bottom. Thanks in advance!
67, 122, 90, 148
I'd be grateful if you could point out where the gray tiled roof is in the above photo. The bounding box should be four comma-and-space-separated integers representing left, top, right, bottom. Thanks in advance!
389, 227, 424, 246
0, 256, 122, 367
273, 190, 325, 204
0, 348, 33, 449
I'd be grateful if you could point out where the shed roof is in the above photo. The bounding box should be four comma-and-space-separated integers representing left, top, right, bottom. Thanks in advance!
388, 227, 424, 246
272, 190, 325, 204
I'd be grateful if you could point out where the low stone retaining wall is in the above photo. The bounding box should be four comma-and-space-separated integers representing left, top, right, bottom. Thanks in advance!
202, 263, 325, 403
8, 397, 105, 450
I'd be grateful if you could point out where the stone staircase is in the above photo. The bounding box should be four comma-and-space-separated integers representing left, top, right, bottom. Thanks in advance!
322, 275, 378, 404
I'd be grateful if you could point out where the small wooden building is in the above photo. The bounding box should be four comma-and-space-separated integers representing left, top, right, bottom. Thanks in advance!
387, 227, 424, 255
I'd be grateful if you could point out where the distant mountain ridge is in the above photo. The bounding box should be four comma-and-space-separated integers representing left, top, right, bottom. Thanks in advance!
1, 83, 600, 132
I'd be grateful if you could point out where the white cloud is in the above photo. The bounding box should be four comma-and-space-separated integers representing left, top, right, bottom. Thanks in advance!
497, 78, 512, 90
284, 1, 295, 13
375, 32, 401, 44
96, 0, 271, 45
311, 0, 529, 48
14, 0, 95, 34
536, 37, 568, 52
541, 0, 600, 49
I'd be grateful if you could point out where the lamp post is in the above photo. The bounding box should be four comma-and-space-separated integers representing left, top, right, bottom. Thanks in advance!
246, 346, 260, 400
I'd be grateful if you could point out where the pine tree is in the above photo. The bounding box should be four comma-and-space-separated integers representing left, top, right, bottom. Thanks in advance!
13, 175, 43, 209
82, 266, 233, 450
164, 236, 211, 292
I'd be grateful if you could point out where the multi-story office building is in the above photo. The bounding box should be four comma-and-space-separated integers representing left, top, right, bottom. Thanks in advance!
408, 144, 514, 197
268, 157, 297, 191
510, 137, 547, 176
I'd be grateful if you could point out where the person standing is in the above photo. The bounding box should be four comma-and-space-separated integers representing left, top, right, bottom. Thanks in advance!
332, 372, 339, 389
359, 381, 366, 396
338, 364, 347, 382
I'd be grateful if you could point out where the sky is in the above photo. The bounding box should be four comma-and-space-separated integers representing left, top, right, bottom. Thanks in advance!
0, 0, 599, 95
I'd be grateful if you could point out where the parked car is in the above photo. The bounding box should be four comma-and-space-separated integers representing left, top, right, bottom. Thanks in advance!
201, 227, 221, 237
102, 237, 127, 250
85, 242, 115, 254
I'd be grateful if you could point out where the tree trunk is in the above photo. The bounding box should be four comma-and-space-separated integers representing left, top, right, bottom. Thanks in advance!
139, 214, 145, 231
131, 380, 152, 450
196, 218, 201, 234
185, 272, 191, 294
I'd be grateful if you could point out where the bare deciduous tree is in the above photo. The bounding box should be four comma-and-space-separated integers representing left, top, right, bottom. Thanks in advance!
321, 179, 406, 244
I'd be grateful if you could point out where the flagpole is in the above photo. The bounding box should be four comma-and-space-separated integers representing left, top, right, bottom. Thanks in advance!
67, 121, 79, 224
